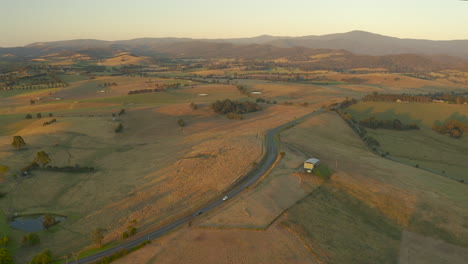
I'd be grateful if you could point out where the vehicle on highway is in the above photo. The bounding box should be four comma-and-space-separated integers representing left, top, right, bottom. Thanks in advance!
222, 196, 229, 201
195, 211, 203, 216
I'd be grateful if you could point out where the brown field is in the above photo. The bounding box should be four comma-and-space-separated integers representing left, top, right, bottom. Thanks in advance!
114, 224, 318, 264
199, 142, 323, 229
0, 90, 317, 262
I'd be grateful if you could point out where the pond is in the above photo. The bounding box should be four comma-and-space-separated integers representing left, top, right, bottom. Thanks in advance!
9, 214, 67, 232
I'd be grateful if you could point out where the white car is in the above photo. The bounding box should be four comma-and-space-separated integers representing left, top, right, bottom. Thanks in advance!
222, 196, 229, 201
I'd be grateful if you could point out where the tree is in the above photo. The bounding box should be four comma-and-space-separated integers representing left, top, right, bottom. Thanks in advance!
190, 102, 198, 110
118, 109, 125, 116
30, 99, 36, 105
25, 114, 33, 119
36, 113, 42, 119
91, 228, 106, 247
0, 248, 13, 264
48, 113, 53, 117
12, 136, 26, 150
34, 151, 51, 167
177, 119, 185, 127
115, 123, 123, 133
42, 214, 56, 229
29, 249, 52, 264
0, 236, 8, 246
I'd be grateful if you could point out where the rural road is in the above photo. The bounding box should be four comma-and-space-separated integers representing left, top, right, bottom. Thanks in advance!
76, 108, 325, 264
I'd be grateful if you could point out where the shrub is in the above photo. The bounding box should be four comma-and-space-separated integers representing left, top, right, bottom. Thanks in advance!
313, 164, 332, 180
190, 102, 198, 110
177, 119, 185, 127
115, 123, 123, 133
279, 151, 286, 157
25, 114, 33, 119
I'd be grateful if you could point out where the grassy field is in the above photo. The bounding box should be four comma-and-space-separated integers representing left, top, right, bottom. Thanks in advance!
346, 101, 468, 127
345, 102, 468, 181
280, 112, 468, 263
285, 184, 402, 264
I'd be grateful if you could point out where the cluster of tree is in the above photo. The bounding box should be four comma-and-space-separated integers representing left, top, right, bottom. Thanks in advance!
24, 113, 52, 119
102, 82, 117, 87
359, 116, 420, 130
41, 165, 95, 173
122, 220, 138, 239
29, 249, 53, 264
118, 109, 125, 116
190, 102, 198, 110
21, 151, 51, 175
0, 248, 13, 264
211, 99, 261, 115
43, 119, 57, 126
20, 233, 40, 247
255, 98, 277, 104
363, 92, 468, 104
42, 214, 57, 230
12, 136, 26, 150
340, 98, 358, 108
432, 120, 466, 139
1, 82, 66, 91
128, 88, 161, 95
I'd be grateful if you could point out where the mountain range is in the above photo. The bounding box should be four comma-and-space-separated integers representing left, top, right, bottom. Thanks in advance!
0, 31, 467, 59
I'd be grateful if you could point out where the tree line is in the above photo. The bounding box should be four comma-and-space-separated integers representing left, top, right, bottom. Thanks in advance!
359, 116, 420, 130
432, 120, 466, 139
363, 92, 468, 104
211, 99, 261, 115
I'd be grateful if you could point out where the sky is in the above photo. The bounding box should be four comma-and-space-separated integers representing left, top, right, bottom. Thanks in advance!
1, 0, 468, 47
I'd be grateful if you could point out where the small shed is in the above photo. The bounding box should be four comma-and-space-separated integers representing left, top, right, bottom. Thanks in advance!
304, 158, 320, 172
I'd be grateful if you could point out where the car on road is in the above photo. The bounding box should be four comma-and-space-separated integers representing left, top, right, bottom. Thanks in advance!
195, 211, 203, 216
222, 196, 229, 201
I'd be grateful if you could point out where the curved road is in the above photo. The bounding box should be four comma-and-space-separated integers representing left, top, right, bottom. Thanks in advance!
77, 109, 325, 264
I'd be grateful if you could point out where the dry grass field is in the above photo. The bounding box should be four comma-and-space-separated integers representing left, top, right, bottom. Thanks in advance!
399, 231, 468, 264
114, 223, 318, 264
0, 80, 317, 262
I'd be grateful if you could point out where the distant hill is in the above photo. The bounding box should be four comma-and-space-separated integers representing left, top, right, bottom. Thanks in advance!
1, 30, 467, 59
1, 31, 468, 72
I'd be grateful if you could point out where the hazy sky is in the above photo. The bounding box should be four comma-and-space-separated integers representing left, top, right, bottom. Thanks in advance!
1, 0, 467, 47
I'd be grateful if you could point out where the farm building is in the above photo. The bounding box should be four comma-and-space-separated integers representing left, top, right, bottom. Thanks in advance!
304, 158, 320, 172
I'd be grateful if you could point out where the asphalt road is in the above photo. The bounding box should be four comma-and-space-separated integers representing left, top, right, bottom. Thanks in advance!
76, 109, 325, 264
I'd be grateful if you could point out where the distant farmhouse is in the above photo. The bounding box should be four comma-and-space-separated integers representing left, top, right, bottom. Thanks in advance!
304, 158, 320, 173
